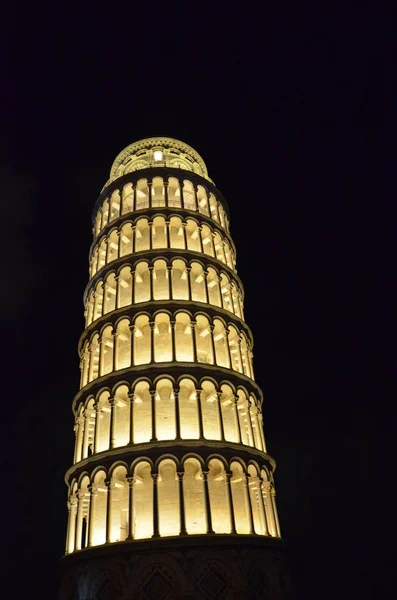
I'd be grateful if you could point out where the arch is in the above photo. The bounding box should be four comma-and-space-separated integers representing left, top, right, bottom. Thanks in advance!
88, 333, 100, 382
103, 272, 117, 315
168, 177, 181, 208
230, 461, 251, 534
76, 475, 90, 551
154, 313, 172, 363
208, 192, 219, 222
237, 389, 254, 447
158, 458, 179, 537
183, 457, 206, 534
133, 380, 151, 443
207, 266, 221, 307
207, 458, 231, 533
80, 341, 90, 388
220, 273, 233, 314
183, 179, 196, 211
102, 198, 109, 229
136, 178, 149, 210
214, 231, 226, 264
200, 380, 221, 441
220, 383, 239, 443
109, 465, 129, 542
172, 259, 189, 300
97, 237, 107, 271
179, 378, 199, 439
240, 333, 252, 378
152, 176, 165, 207
169, 216, 185, 249
93, 281, 104, 322
190, 262, 206, 303
152, 215, 167, 249
133, 460, 154, 539
94, 210, 101, 236
107, 230, 119, 263
185, 219, 201, 252
117, 265, 132, 309
121, 182, 134, 215
113, 384, 130, 448
91, 470, 107, 546
224, 240, 234, 270
134, 261, 150, 303
100, 325, 114, 376
115, 318, 131, 370
96, 390, 111, 453
120, 222, 133, 257
153, 259, 169, 300
175, 312, 194, 362
156, 378, 176, 441
135, 217, 150, 252
195, 314, 213, 365
133, 314, 151, 365
109, 189, 121, 222
201, 224, 215, 257
197, 185, 209, 216
228, 325, 243, 373
248, 464, 266, 535
213, 318, 230, 369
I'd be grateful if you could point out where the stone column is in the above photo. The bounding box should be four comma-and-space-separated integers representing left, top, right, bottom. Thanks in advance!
174, 388, 181, 440
197, 225, 204, 253
128, 393, 134, 445
149, 321, 156, 363
132, 182, 137, 212
233, 397, 242, 444
186, 266, 192, 300
131, 225, 137, 253
236, 334, 244, 373
216, 392, 225, 441
259, 479, 269, 536
246, 399, 255, 446
271, 486, 281, 538
164, 180, 169, 207
196, 388, 204, 439
202, 270, 209, 304
105, 479, 114, 544
148, 220, 153, 250
93, 403, 101, 454
65, 496, 77, 554
130, 268, 135, 306
82, 409, 90, 459
226, 472, 237, 534
179, 178, 185, 209
148, 266, 154, 300
202, 470, 214, 534
170, 320, 176, 362
147, 179, 153, 208
87, 484, 98, 547
114, 275, 120, 309
193, 182, 199, 211
109, 397, 116, 449
74, 490, 85, 551
177, 472, 187, 535
262, 483, 275, 536
182, 221, 188, 248
165, 218, 171, 248
209, 324, 216, 364
150, 390, 157, 442
258, 412, 267, 453
129, 325, 135, 367
167, 265, 173, 299
152, 473, 160, 538
191, 320, 198, 363
245, 473, 255, 534
126, 477, 135, 540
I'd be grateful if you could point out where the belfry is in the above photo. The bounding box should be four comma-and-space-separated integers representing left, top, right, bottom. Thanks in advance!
60, 137, 290, 599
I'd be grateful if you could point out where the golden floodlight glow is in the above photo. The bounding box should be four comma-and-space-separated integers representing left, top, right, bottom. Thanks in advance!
64, 137, 281, 568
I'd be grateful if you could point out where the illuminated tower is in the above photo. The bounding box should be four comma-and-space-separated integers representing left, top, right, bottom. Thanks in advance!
61, 138, 289, 599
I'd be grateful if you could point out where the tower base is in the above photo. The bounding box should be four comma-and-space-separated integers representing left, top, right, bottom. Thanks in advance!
60, 535, 291, 599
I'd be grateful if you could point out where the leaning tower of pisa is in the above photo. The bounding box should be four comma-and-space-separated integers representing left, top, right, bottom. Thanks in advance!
60, 137, 290, 599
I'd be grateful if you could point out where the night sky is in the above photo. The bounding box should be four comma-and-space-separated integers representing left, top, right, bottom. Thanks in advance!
2, 9, 387, 600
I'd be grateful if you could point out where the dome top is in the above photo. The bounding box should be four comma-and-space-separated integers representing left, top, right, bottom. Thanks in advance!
104, 137, 213, 189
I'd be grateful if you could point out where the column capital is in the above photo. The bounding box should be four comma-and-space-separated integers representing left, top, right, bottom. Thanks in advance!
105, 478, 115, 489
126, 477, 135, 486
176, 471, 184, 480
88, 484, 98, 495
151, 473, 159, 482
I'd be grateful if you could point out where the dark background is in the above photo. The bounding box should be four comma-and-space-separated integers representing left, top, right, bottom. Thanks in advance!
2, 7, 388, 599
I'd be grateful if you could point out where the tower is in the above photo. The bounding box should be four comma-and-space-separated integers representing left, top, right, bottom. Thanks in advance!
61, 138, 289, 599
